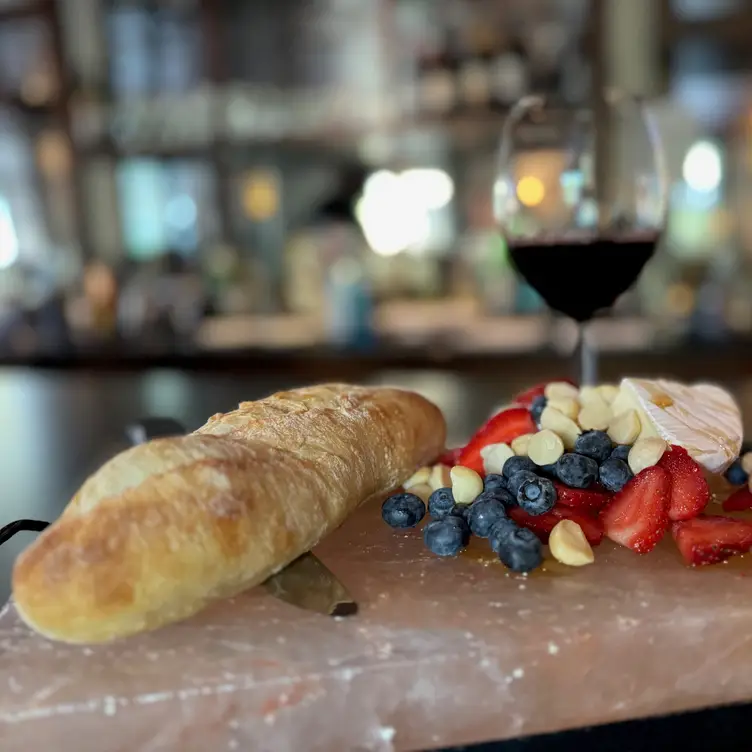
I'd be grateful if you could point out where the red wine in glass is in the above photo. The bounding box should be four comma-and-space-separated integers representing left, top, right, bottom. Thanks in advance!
508, 230, 659, 323
495, 93, 669, 384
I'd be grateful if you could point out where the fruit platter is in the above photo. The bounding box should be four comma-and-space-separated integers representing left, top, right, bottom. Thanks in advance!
382, 377, 752, 573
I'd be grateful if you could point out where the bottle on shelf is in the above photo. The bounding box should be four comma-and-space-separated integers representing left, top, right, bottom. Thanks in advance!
488, 40, 530, 113
415, 30, 458, 118
456, 24, 494, 115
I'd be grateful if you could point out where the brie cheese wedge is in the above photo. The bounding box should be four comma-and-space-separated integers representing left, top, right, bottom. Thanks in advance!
610, 378, 742, 474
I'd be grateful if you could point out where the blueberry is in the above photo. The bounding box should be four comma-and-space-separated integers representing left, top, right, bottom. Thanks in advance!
497, 527, 543, 573
517, 476, 557, 516
530, 395, 547, 425
451, 503, 472, 521
488, 518, 520, 553
423, 517, 470, 557
507, 469, 538, 499
555, 453, 599, 489
487, 486, 517, 508
467, 494, 508, 538
483, 473, 507, 494
724, 459, 749, 487
574, 431, 613, 464
428, 487, 456, 519
599, 458, 633, 493
503, 455, 537, 479
381, 493, 426, 528
537, 463, 558, 479
610, 444, 631, 463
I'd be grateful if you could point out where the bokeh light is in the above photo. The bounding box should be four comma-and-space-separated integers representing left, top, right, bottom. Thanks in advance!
682, 140, 722, 193
516, 176, 546, 207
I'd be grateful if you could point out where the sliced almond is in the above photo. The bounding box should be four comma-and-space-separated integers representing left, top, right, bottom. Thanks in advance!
429, 464, 452, 491
549, 519, 594, 566
409, 483, 433, 504
547, 396, 580, 420
578, 401, 613, 431
403, 466, 431, 490
628, 437, 668, 475
596, 384, 619, 404
539, 406, 582, 449
480, 442, 515, 475
450, 465, 484, 505
742, 452, 752, 476
511, 433, 535, 456
607, 409, 641, 445
527, 429, 565, 466
545, 381, 580, 401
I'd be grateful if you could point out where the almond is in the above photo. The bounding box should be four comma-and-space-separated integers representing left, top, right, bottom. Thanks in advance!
628, 437, 668, 475
527, 429, 565, 466
607, 409, 641, 445
742, 452, 752, 476
403, 466, 431, 490
539, 406, 582, 449
480, 442, 515, 475
511, 433, 535, 456
544, 381, 580, 401
597, 384, 619, 404
450, 465, 484, 505
547, 396, 580, 421
549, 519, 594, 566
409, 483, 433, 504
578, 401, 612, 431
578, 386, 603, 405
429, 464, 452, 491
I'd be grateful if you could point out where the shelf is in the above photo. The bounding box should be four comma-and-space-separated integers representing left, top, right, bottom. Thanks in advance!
662, 12, 752, 44
72, 108, 509, 158
0, 0, 51, 22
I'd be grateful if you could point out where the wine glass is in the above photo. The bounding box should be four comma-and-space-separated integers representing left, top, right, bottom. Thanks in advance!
494, 90, 669, 385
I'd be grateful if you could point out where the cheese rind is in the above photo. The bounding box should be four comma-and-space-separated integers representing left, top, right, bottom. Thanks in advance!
611, 378, 742, 474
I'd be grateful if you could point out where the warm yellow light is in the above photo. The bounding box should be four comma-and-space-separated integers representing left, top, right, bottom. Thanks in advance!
517, 176, 545, 207
242, 171, 279, 221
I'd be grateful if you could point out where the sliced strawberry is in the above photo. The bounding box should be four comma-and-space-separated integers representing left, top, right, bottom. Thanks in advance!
512, 379, 577, 407
601, 466, 671, 554
435, 447, 463, 467
722, 486, 752, 513
458, 407, 536, 475
672, 515, 752, 566
658, 445, 710, 521
554, 482, 612, 514
509, 505, 604, 546
511, 383, 547, 407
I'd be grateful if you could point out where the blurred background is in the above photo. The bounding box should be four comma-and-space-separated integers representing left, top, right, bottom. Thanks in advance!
0, 0, 749, 365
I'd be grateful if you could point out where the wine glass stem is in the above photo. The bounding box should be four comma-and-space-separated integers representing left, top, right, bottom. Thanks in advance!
575, 322, 598, 386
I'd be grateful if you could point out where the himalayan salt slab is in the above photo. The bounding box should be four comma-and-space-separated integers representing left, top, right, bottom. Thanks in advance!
2, 499, 752, 751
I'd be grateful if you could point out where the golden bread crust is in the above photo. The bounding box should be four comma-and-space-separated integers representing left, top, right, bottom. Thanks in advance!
12, 385, 445, 643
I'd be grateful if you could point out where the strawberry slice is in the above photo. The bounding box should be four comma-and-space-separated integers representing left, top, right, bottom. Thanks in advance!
554, 482, 612, 513
722, 486, 752, 513
601, 465, 671, 554
512, 379, 577, 407
458, 407, 536, 475
658, 445, 710, 521
672, 515, 752, 566
511, 383, 547, 407
435, 447, 463, 467
509, 505, 604, 546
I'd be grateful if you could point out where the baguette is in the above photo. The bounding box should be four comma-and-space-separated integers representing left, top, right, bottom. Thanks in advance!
12, 384, 445, 644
